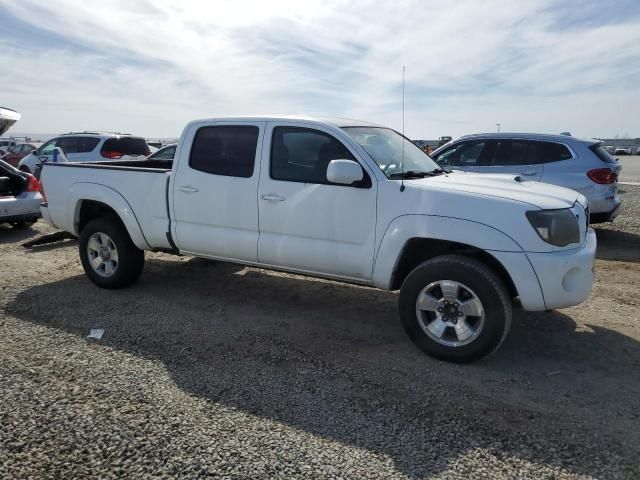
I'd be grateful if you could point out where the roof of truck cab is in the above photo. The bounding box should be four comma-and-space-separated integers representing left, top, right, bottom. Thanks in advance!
190, 115, 385, 128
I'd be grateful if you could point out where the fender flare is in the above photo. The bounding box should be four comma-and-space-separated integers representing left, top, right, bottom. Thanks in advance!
371, 214, 523, 289
66, 182, 150, 250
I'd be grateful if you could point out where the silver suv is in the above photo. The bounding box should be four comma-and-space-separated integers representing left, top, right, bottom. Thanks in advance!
431, 133, 621, 223
18, 132, 150, 175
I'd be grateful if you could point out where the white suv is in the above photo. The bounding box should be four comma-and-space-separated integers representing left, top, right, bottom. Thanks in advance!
19, 132, 150, 175
432, 133, 621, 223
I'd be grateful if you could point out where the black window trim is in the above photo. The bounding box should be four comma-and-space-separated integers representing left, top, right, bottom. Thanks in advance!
188, 125, 259, 178
437, 137, 577, 166
269, 125, 372, 188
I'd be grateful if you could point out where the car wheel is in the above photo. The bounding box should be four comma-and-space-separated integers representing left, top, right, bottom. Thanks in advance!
399, 254, 512, 363
79, 216, 145, 289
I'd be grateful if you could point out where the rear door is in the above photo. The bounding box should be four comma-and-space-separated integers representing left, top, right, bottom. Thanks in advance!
171, 121, 265, 261
475, 139, 544, 180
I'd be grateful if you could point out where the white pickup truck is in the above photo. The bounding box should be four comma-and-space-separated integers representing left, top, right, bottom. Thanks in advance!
40, 116, 596, 362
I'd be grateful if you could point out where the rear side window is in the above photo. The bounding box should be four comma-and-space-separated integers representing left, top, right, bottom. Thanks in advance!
189, 126, 258, 177
56, 136, 100, 154
540, 142, 572, 163
271, 127, 355, 183
590, 144, 617, 164
101, 137, 150, 156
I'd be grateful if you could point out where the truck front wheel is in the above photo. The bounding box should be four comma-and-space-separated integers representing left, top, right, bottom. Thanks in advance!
79, 216, 145, 289
399, 254, 512, 363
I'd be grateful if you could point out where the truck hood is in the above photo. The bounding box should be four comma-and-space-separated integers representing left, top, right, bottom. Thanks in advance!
411, 171, 582, 210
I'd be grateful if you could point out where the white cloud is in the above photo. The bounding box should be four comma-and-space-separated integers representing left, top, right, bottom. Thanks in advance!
1, 0, 638, 138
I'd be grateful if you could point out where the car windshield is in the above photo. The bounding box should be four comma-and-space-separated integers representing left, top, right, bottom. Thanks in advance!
342, 127, 441, 178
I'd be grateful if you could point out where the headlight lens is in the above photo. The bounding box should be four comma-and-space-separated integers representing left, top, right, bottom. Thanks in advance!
526, 208, 580, 247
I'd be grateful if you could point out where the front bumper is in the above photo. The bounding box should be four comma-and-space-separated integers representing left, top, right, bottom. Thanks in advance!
526, 228, 597, 310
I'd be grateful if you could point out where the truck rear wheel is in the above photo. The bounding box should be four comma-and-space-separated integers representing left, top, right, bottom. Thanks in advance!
79, 216, 144, 289
398, 254, 512, 363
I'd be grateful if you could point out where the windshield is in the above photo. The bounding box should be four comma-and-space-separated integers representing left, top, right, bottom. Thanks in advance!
342, 127, 441, 178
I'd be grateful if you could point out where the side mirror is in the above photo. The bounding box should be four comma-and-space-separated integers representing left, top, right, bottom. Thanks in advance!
32, 149, 38, 155
326, 159, 364, 185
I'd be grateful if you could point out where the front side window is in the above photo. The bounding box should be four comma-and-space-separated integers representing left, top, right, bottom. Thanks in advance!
271, 127, 355, 183
38, 139, 58, 155
434, 141, 488, 167
150, 145, 176, 160
343, 127, 440, 178
190, 126, 258, 177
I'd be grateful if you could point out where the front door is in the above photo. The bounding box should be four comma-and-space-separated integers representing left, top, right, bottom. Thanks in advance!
171, 121, 265, 261
257, 123, 377, 281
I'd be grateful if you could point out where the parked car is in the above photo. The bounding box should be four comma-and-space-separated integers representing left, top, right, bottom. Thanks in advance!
614, 147, 632, 156
0, 159, 42, 227
19, 132, 151, 175
431, 133, 621, 223
147, 143, 177, 160
39, 116, 595, 363
2, 143, 37, 167
0, 139, 16, 156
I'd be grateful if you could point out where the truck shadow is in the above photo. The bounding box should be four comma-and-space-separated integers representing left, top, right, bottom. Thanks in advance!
6, 257, 639, 478
0, 224, 39, 244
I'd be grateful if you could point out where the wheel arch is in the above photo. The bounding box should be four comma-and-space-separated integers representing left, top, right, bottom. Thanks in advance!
388, 237, 518, 298
372, 215, 522, 296
67, 183, 150, 250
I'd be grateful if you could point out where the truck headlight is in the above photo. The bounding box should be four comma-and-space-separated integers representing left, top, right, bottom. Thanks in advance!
526, 209, 580, 247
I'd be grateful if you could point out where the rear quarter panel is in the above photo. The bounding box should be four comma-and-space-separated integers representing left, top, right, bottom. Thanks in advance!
41, 164, 171, 249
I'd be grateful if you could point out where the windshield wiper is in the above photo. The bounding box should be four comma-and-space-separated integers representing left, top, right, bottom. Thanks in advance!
389, 169, 445, 179
430, 168, 451, 175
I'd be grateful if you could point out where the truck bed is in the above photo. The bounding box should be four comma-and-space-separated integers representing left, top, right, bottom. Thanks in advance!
41, 161, 173, 249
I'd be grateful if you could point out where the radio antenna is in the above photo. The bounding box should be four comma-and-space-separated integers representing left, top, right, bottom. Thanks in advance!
400, 65, 406, 192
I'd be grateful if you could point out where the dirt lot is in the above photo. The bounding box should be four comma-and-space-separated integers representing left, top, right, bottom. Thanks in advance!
1, 188, 639, 479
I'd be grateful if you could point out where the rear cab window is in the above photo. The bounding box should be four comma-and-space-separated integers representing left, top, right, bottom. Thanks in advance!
189, 126, 259, 177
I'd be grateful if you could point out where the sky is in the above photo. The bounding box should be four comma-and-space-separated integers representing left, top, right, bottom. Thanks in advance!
1, 0, 639, 139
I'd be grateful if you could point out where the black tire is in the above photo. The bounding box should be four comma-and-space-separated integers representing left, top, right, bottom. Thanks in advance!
399, 254, 512, 363
79, 216, 145, 289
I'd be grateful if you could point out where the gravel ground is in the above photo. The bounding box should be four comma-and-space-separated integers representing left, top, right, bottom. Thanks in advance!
1, 189, 640, 479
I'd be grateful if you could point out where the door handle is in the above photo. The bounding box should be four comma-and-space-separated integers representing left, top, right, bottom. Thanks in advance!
260, 193, 285, 202
177, 185, 199, 193
521, 170, 537, 176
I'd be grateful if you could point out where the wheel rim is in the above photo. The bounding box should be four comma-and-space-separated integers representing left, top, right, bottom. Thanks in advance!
87, 232, 118, 277
415, 280, 485, 347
